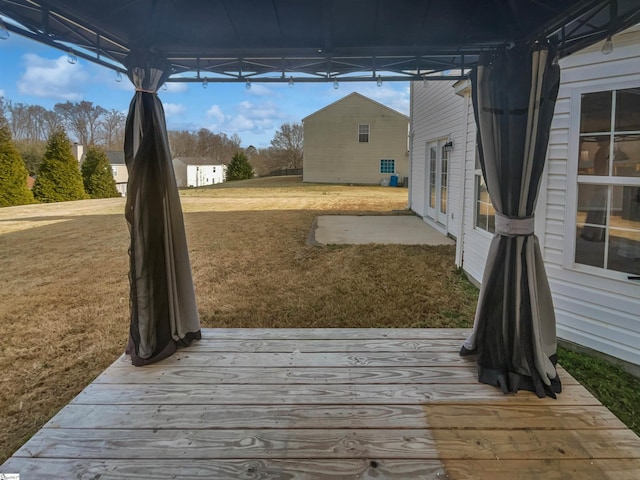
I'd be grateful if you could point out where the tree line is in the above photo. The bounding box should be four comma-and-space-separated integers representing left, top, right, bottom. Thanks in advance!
1, 95, 303, 176
167, 121, 303, 178
1, 113, 120, 207
1, 94, 305, 205
1, 97, 126, 175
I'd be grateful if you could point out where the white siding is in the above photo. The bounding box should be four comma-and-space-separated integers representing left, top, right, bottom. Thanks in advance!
409, 80, 464, 237
410, 25, 640, 367
187, 165, 226, 187
457, 88, 491, 283
541, 27, 640, 366
303, 93, 409, 185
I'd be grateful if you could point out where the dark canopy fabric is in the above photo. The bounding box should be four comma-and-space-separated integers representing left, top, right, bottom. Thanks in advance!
123, 52, 201, 366
461, 44, 562, 398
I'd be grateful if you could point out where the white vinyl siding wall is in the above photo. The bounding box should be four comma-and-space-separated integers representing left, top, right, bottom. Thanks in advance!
409, 80, 464, 237
410, 29, 640, 367
458, 87, 492, 283
542, 27, 640, 366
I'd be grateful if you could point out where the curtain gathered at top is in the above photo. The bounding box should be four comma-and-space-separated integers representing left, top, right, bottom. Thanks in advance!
461, 43, 562, 398
123, 52, 201, 366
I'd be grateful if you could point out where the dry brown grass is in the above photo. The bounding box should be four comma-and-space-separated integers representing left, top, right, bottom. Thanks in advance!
0, 176, 479, 463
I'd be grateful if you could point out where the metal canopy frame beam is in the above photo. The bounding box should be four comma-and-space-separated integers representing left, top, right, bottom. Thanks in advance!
1, 0, 639, 83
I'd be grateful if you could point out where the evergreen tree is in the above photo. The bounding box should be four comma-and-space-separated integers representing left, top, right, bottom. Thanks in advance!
81, 146, 120, 198
33, 129, 87, 202
0, 117, 34, 207
225, 151, 254, 181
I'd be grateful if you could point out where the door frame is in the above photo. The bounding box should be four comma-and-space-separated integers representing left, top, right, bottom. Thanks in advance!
424, 138, 449, 230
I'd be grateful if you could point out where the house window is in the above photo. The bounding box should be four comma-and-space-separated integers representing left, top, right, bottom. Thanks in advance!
380, 159, 395, 174
358, 124, 369, 143
112, 167, 118, 177
474, 152, 495, 233
575, 88, 640, 276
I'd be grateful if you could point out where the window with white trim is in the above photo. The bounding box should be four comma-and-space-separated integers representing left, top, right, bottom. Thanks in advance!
474, 151, 495, 233
358, 124, 369, 143
380, 159, 395, 174
575, 88, 640, 276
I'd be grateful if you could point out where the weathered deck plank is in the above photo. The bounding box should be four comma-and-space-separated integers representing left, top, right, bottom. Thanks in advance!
0, 458, 449, 479
71, 382, 601, 405
13, 427, 640, 460
135, 350, 478, 367
4, 458, 640, 480
2, 328, 639, 480
198, 328, 472, 340
97, 363, 580, 385
183, 338, 466, 352
46, 403, 623, 430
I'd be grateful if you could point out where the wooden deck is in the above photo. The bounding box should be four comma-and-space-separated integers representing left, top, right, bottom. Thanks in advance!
3, 328, 640, 479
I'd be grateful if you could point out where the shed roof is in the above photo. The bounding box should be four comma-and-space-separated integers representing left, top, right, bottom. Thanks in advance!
1, 1, 638, 84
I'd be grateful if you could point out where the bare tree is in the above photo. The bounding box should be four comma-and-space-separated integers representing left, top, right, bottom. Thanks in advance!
270, 122, 303, 169
99, 109, 126, 149
54, 101, 107, 146
168, 128, 243, 164
168, 130, 198, 158
41, 109, 64, 141
249, 147, 282, 177
6, 101, 31, 140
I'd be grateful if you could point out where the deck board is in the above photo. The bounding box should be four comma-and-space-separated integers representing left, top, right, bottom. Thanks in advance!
2, 328, 639, 479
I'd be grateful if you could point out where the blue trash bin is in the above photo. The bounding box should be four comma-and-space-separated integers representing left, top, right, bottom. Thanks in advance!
389, 174, 398, 187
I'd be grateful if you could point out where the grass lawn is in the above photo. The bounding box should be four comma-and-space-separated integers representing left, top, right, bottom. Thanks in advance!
0, 176, 638, 463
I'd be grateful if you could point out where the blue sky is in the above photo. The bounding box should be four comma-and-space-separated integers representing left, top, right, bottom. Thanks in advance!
0, 31, 410, 149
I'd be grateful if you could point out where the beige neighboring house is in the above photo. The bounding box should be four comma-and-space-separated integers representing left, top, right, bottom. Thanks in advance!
302, 92, 409, 185
172, 157, 227, 188
106, 151, 128, 197
72, 144, 128, 196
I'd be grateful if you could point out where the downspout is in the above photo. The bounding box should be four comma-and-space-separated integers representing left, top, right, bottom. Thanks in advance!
455, 83, 471, 268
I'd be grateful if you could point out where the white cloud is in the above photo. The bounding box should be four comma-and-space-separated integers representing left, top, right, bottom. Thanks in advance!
247, 83, 274, 97
163, 103, 186, 117
228, 115, 256, 131
206, 104, 225, 126
0, 89, 5, 98
204, 100, 287, 138
163, 82, 188, 94
363, 85, 410, 115
18, 53, 89, 101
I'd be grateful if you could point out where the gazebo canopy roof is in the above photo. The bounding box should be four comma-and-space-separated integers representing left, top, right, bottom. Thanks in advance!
1, 0, 639, 83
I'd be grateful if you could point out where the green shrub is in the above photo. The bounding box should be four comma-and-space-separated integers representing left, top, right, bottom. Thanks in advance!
33, 130, 87, 203
226, 151, 254, 181
0, 120, 34, 207
81, 146, 120, 198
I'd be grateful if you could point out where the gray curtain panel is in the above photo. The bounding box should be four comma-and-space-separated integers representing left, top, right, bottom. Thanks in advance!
123, 52, 201, 366
461, 44, 562, 398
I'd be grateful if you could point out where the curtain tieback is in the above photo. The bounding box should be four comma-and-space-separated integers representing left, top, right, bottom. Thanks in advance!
135, 88, 156, 94
495, 213, 535, 236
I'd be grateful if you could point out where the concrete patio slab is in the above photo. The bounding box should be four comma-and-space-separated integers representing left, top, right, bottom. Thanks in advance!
310, 215, 455, 246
